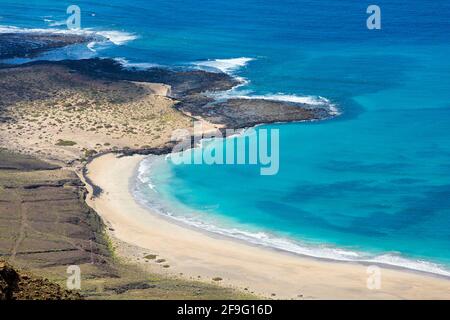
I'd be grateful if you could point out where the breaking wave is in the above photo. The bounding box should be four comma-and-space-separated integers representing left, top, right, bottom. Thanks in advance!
193, 57, 340, 115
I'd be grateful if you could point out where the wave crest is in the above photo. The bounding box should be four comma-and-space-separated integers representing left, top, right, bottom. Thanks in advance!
113, 57, 160, 70
192, 57, 254, 75
192, 57, 340, 116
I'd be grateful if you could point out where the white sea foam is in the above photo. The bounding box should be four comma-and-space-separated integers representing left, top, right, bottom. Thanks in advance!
192, 57, 254, 85
87, 42, 97, 52
131, 56, 438, 275
242, 94, 340, 115
0, 24, 138, 46
114, 57, 159, 70
0, 24, 138, 64
133, 156, 450, 278
211, 90, 340, 116
95, 30, 138, 45
136, 158, 156, 191
216, 91, 337, 107
193, 57, 254, 74
44, 19, 67, 27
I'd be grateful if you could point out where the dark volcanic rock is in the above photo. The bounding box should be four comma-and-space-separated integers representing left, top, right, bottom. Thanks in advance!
0, 33, 96, 60
0, 32, 238, 96
0, 261, 19, 299
0, 149, 60, 171
177, 97, 333, 129
16, 58, 241, 97
0, 261, 81, 300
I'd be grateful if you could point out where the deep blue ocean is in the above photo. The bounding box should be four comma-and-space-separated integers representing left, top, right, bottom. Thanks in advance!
1, 0, 449, 275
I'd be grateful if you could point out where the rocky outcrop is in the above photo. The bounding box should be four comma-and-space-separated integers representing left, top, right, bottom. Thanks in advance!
0, 33, 97, 60
0, 150, 60, 171
177, 97, 332, 129
0, 260, 81, 300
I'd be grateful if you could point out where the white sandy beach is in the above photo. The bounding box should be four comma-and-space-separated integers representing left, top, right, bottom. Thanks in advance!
84, 153, 450, 299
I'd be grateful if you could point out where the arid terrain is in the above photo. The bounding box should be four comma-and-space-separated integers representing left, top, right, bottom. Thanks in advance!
0, 149, 254, 299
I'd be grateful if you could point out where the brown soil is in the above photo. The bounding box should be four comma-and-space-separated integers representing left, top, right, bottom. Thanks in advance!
0, 150, 254, 300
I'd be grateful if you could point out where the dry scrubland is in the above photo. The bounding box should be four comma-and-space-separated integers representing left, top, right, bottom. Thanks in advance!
0, 64, 193, 163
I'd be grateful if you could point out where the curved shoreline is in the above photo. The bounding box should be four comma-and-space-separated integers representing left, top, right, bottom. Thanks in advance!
133, 155, 450, 278
84, 153, 450, 299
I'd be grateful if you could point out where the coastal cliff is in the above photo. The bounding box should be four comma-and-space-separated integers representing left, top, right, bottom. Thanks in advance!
0, 260, 81, 300
0, 149, 254, 299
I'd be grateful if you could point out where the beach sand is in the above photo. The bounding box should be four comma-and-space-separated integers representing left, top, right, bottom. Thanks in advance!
85, 153, 450, 299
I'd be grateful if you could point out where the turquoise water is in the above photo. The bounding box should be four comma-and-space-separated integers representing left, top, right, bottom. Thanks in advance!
1, 0, 450, 275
